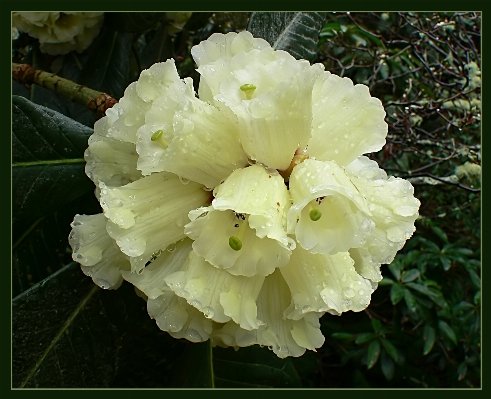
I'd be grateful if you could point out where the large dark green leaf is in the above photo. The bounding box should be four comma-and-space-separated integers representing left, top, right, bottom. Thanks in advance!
12, 262, 186, 388
247, 12, 326, 61
213, 346, 302, 388
79, 28, 133, 100
12, 95, 94, 230
140, 22, 174, 71
12, 191, 101, 298
170, 341, 214, 388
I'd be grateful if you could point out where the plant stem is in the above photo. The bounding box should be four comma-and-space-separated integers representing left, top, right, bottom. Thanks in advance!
12, 62, 118, 118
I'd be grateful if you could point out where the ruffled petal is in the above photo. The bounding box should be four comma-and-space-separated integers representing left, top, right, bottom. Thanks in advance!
104, 83, 150, 144
135, 60, 180, 103
191, 31, 270, 67
185, 166, 295, 276
165, 250, 265, 330
345, 156, 420, 264
147, 291, 213, 342
136, 79, 248, 188
121, 238, 193, 299
85, 117, 142, 188
214, 58, 323, 170
288, 159, 374, 254
212, 270, 325, 358
69, 213, 130, 289
100, 172, 210, 273
194, 31, 324, 170
281, 246, 375, 319
308, 72, 387, 166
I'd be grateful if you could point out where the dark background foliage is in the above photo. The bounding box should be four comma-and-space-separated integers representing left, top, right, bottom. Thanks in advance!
11, 12, 480, 388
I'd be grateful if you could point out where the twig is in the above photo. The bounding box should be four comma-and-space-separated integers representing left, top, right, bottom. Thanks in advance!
12, 63, 118, 118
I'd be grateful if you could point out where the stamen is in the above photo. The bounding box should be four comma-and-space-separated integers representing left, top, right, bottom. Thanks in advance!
151, 130, 169, 148
228, 214, 249, 251
240, 83, 256, 100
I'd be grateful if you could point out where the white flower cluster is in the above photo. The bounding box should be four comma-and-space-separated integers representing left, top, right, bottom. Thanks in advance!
69, 31, 420, 358
12, 12, 103, 55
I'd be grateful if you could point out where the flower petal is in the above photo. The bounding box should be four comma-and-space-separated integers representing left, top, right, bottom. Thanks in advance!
308, 72, 387, 165
69, 213, 130, 289
185, 166, 295, 276
288, 159, 373, 254
281, 246, 375, 319
121, 238, 193, 299
345, 156, 420, 264
212, 270, 325, 358
194, 31, 324, 170
85, 117, 142, 188
104, 83, 151, 144
191, 31, 270, 68
147, 291, 213, 342
135, 60, 180, 103
165, 250, 265, 330
100, 172, 210, 273
136, 79, 248, 188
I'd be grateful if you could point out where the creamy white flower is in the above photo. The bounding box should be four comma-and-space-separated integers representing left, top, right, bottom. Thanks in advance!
69, 214, 130, 289
211, 270, 325, 358
288, 158, 374, 254
136, 76, 248, 188
194, 31, 324, 170
185, 165, 295, 277
70, 30, 420, 359
12, 12, 103, 55
99, 171, 211, 273
309, 72, 387, 166
281, 246, 375, 318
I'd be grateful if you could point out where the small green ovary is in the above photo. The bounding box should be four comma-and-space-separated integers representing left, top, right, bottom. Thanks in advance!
309, 209, 322, 222
229, 236, 243, 251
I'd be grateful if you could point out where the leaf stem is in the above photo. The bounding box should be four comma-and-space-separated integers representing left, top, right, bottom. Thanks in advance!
12, 63, 118, 118
209, 339, 215, 388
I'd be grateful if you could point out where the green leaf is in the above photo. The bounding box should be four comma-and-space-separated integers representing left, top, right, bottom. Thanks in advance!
79, 28, 133, 99
213, 346, 302, 388
388, 261, 403, 281
12, 192, 101, 297
406, 282, 448, 308
366, 340, 381, 369
331, 332, 355, 340
12, 96, 94, 228
457, 362, 468, 381
438, 320, 458, 345
380, 338, 402, 364
371, 318, 382, 333
423, 325, 436, 355
170, 341, 214, 388
401, 268, 420, 283
356, 332, 375, 345
13, 262, 182, 387
404, 289, 418, 314
431, 225, 449, 243
104, 12, 165, 33
248, 12, 326, 61
140, 22, 174, 71
440, 256, 452, 271
380, 350, 395, 380
390, 284, 405, 305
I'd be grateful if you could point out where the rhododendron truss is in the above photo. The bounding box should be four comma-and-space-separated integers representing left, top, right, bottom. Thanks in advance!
69, 31, 420, 358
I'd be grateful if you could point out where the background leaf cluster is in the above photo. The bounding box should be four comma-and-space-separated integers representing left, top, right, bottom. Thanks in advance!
12, 12, 480, 388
